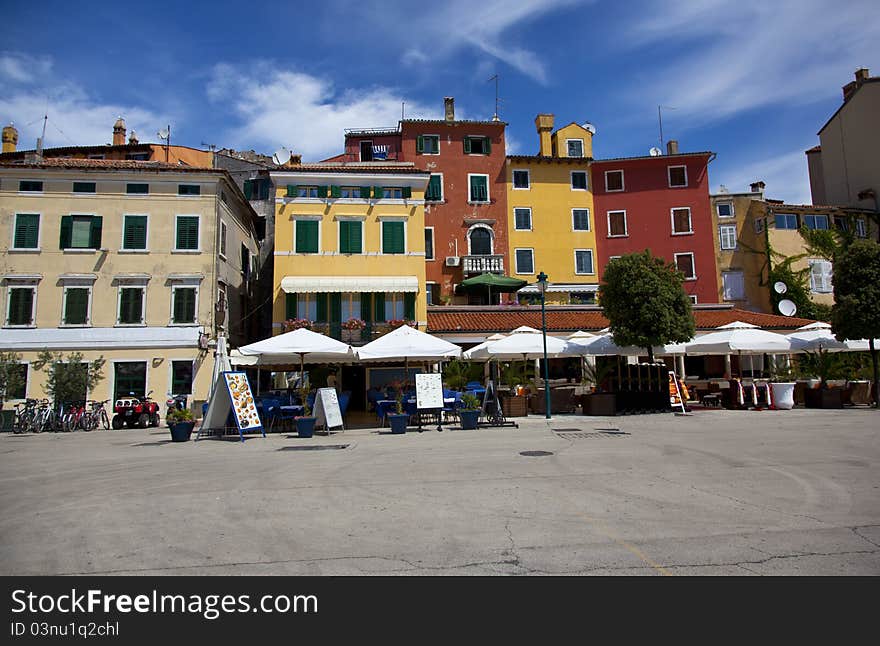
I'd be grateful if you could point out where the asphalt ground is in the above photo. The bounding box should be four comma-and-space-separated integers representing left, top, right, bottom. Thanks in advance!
1, 408, 878, 576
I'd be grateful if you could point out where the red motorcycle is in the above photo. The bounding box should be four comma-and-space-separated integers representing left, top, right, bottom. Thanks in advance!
111, 391, 160, 429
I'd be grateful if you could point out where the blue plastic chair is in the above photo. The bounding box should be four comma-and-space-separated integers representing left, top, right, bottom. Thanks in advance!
338, 391, 351, 417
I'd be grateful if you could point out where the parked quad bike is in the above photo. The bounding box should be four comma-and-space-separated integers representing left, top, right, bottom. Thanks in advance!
112, 392, 160, 429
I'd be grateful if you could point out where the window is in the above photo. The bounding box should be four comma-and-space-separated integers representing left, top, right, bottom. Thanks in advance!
809, 260, 833, 293
468, 227, 492, 255
607, 210, 627, 237
19, 180, 42, 192
382, 187, 404, 199
571, 171, 588, 191
243, 178, 270, 200
856, 218, 867, 238
574, 249, 594, 274
719, 224, 737, 250
13, 214, 40, 249
514, 249, 534, 275
60, 215, 102, 250
240, 244, 251, 279
722, 271, 745, 301
171, 287, 197, 324
426, 283, 439, 306
114, 362, 146, 400
512, 170, 530, 189
469, 174, 489, 202
384, 293, 415, 321
178, 184, 200, 196
668, 165, 688, 187
382, 221, 405, 254
424, 228, 434, 260
425, 175, 443, 202
671, 207, 693, 234
567, 139, 584, 158
339, 220, 363, 254
219, 221, 227, 258
175, 216, 200, 251
62, 287, 90, 325
572, 209, 590, 231
464, 136, 491, 155
674, 253, 696, 280
803, 214, 829, 230
340, 292, 361, 322
774, 214, 798, 229
6, 287, 35, 326
295, 220, 319, 253
3, 363, 26, 399
126, 152, 149, 161
689, 295, 698, 305
359, 141, 373, 161
126, 183, 149, 194
171, 361, 194, 396
122, 215, 148, 251
416, 135, 440, 154
73, 181, 96, 193
118, 287, 145, 325
340, 186, 362, 199
292, 185, 318, 198
754, 218, 765, 234
605, 170, 624, 192
514, 208, 532, 231
717, 202, 734, 218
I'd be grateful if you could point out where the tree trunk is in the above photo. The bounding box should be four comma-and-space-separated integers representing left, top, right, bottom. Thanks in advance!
871, 338, 879, 408
646, 346, 655, 364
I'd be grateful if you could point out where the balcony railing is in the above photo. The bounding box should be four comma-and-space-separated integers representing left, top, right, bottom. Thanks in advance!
307, 321, 417, 345
463, 255, 505, 275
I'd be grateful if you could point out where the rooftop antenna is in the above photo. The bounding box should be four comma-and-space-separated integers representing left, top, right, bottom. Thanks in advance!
201, 141, 217, 152
488, 74, 500, 121
658, 105, 676, 149
36, 113, 48, 159
157, 125, 170, 162
401, 101, 405, 121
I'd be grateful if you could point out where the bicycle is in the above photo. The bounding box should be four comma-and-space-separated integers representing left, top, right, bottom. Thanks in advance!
12, 400, 36, 434
88, 400, 110, 430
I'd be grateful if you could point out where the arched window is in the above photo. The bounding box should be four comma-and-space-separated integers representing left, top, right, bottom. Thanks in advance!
468, 226, 493, 255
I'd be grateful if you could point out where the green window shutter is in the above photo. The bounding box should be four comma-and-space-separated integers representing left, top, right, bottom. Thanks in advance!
9, 288, 34, 325
427, 175, 441, 201
404, 292, 415, 320
296, 221, 318, 253
330, 185, 341, 198
330, 293, 342, 322
383, 221, 404, 254
243, 180, 253, 200
316, 293, 328, 322
285, 293, 298, 319
359, 185, 371, 199
59, 215, 72, 249
416, 135, 424, 153
373, 292, 385, 322
350, 221, 362, 253
123, 216, 147, 249
287, 185, 296, 197
360, 293, 372, 321
316, 185, 328, 199
88, 216, 103, 249
173, 288, 196, 324
176, 216, 199, 250
484, 137, 491, 154
120, 288, 143, 324
260, 180, 270, 200
373, 185, 384, 199
339, 221, 351, 253
402, 186, 412, 199
14, 214, 39, 248
463, 137, 472, 154
64, 288, 89, 325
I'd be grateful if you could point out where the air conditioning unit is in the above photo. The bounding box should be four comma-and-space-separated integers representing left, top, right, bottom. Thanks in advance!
445, 256, 460, 267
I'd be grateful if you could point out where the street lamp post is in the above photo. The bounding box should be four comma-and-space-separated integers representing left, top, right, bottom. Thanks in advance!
537, 271, 551, 419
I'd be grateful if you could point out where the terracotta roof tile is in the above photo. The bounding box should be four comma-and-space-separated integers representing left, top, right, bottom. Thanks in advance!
0, 158, 215, 172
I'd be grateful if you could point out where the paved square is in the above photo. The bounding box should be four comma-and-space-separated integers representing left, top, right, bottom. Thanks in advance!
1, 408, 878, 575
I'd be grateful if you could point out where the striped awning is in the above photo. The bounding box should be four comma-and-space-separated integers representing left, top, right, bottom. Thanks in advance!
281, 276, 419, 293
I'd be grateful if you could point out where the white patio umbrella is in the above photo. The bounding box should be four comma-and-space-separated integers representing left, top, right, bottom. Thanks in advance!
234, 327, 355, 382
485, 326, 570, 360
462, 333, 507, 361
570, 332, 689, 357
356, 325, 462, 368
787, 322, 870, 352
685, 321, 792, 377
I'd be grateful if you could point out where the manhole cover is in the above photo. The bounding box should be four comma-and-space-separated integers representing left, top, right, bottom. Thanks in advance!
277, 444, 350, 451
520, 450, 554, 457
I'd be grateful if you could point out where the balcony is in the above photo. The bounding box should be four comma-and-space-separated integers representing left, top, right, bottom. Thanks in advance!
463, 255, 505, 275
307, 321, 418, 345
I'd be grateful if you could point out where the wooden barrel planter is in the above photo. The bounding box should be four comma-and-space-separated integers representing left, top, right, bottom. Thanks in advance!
501, 394, 528, 417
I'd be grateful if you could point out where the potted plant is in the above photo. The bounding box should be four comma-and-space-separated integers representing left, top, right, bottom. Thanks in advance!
387, 381, 408, 434
167, 407, 195, 442
798, 350, 844, 409
295, 386, 317, 437
768, 356, 796, 410
458, 393, 481, 430
282, 318, 313, 332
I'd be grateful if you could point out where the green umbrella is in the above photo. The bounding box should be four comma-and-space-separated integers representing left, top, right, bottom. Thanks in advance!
460, 273, 527, 305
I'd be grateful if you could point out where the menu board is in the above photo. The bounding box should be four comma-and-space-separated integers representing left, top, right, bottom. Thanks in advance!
415, 373, 443, 409
314, 387, 344, 431
224, 372, 262, 430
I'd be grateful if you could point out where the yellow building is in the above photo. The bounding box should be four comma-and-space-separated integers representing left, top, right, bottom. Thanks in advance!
506, 115, 597, 304
270, 164, 430, 340
0, 158, 260, 413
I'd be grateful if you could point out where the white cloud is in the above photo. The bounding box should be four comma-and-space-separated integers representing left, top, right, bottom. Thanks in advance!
714, 149, 813, 204
0, 52, 53, 84
624, 0, 880, 123
207, 62, 442, 160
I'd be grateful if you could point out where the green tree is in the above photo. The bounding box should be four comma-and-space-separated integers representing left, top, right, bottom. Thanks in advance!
32, 351, 106, 408
831, 239, 880, 407
0, 351, 27, 407
598, 251, 695, 362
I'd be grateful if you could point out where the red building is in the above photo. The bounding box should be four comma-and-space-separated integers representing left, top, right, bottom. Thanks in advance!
329, 97, 508, 304
592, 142, 719, 304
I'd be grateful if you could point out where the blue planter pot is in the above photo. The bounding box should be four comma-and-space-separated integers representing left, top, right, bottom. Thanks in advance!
296, 417, 316, 438
388, 413, 408, 434
169, 421, 194, 442
459, 409, 480, 430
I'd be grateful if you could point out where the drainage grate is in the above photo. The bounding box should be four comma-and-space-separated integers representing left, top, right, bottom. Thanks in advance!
277, 444, 350, 452
554, 428, 630, 439
520, 450, 554, 457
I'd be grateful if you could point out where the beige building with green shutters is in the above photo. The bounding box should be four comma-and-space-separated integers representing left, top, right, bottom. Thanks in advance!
0, 158, 260, 411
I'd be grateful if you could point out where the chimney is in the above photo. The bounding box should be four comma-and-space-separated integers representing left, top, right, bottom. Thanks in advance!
844, 68, 871, 101
855, 68, 870, 82
128, 130, 139, 145
444, 97, 455, 122
2, 122, 18, 153
113, 116, 126, 146
534, 113, 554, 156
750, 180, 766, 193
666, 139, 679, 155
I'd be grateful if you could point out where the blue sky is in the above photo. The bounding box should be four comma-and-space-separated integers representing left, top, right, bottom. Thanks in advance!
2, 0, 877, 203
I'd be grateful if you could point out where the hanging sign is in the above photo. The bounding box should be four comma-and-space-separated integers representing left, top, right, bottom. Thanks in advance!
313, 387, 344, 431
415, 373, 443, 410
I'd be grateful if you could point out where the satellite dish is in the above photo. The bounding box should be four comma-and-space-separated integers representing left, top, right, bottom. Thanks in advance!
774, 281, 788, 294
778, 299, 797, 317
649, 147, 662, 157
273, 147, 291, 165
583, 122, 597, 135
157, 127, 169, 140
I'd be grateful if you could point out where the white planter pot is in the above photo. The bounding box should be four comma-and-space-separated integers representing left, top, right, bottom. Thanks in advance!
771, 382, 796, 410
